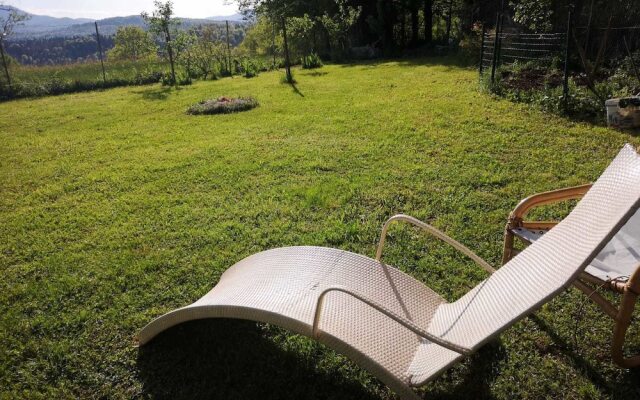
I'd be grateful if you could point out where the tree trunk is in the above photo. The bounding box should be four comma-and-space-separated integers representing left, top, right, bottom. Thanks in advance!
282, 18, 292, 83
165, 29, 176, 84
445, 0, 453, 44
272, 22, 277, 67
424, 0, 433, 43
377, 0, 395, 55
0, 40, 11, 89
410, 1, 419, 46
226, 20, 232, 73
400, 9, 406, 47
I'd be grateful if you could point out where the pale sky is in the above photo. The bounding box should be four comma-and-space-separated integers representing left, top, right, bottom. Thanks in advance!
6, 0, 239, 19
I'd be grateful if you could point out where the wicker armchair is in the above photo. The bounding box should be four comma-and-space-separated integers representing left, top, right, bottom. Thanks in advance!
502, 183, 640, 367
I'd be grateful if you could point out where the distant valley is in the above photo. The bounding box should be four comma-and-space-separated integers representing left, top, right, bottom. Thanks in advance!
1, 6, 248, 65
1, 6, 246, 38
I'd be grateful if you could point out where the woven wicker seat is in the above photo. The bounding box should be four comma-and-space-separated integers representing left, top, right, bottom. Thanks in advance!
141, 145, 640, 398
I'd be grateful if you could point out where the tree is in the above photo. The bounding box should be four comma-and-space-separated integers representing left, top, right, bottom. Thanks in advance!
174, 30, 197, 78
108, 26, 157, 61
408, 0, 420, 46
236, 0, 303, 82
195, 25, 231, 79
239, 16, 282, 58
142, 1, 179, 84
319, 1, 361, 60
287, 14, 316, 58
424, 0, 433, 42
0, 4, 29, 88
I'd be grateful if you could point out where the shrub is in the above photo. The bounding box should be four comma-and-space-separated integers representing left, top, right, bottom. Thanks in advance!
177, 72, 193, 86
458, 23, 483, 65
242, 59, 260, 78
481, 59, 639, 124
302, 53, 323, 69
0, 61, 168, 101
160, 72, 174, 86
186, 97, 259, 115
134, 70, 164, 85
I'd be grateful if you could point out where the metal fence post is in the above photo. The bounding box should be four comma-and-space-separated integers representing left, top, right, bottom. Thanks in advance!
496, 13, 505, 68
479, 24, 487, 76
490, 13, 501, 85
95, 22, 106, 84
563, 11, 572, 109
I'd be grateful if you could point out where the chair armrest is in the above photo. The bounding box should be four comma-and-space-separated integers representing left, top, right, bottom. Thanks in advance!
312, 286, 470, 355
509, 184, 592, 228
376, 214, 495, 274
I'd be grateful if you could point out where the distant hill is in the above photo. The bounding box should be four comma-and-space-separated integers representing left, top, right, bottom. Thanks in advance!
1, 5, 94, 36
206, 13, 245, 22
3, 7, 248, 39
39, 15, 229, 38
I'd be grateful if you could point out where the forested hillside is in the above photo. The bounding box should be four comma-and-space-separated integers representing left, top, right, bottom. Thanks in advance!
6, 22, 249, 65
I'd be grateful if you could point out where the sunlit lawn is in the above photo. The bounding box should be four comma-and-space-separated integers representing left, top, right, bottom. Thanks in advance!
1, 58, 639, 399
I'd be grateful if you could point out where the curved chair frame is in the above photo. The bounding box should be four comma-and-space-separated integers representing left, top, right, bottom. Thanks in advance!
142, 145, 640, 399
502, 183, 640, 367
140, 214, 493, 400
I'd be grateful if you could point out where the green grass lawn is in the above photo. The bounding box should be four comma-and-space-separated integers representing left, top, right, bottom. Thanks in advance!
1, 58, 639, 399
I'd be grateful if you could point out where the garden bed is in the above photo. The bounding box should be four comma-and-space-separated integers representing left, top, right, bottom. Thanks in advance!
187, 97, 259, 115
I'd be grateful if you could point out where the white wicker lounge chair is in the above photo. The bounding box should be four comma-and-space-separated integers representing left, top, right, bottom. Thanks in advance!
503, 169, 640, 368
140, 144, 640, 399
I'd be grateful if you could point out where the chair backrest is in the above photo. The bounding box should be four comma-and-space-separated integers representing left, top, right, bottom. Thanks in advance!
590, 207, 640, 280
427, 144, 640, 351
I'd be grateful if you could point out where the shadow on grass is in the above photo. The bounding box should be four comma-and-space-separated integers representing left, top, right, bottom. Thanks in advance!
137, 319, 379, 400
425, 340, 506, 400
138, 318, 511, 400
336, 55, 473, 72
624, 127, 640, 136
301, 71, 328, 77
134, 86, 181, 101
289, 82, 304, 97
529, 314, 640, 398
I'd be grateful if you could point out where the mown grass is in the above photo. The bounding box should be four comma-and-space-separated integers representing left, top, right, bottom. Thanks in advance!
1, 58, 639, 399
12, 60, 168, 82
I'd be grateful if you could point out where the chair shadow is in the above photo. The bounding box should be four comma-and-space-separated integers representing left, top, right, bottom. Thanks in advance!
137, 319, 379, 400
424, 340, 506, 400
528, 314, 640, 398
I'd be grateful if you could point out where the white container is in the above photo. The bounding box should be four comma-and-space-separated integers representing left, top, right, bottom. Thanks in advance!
606, 97, 640, 129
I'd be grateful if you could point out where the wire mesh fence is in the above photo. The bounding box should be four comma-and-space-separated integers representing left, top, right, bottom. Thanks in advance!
479, 12, 572, 104
480, 30, 568, 77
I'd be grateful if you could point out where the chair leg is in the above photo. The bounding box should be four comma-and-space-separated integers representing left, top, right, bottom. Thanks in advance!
612, 288, 640, 368
501, 227, 515, 266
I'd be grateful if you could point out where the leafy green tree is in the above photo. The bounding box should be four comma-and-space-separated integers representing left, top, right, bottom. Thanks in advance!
142, 1, 179, 84
236, 0, 305, 82
320, 1, 361, 60
509, 0, 640, 33
108, 26, 157, 61
0, 4, 29, 88
195, 26, 231, 79
287, 14, 316, 58
510, 0, 554, 31
239, 16, 282, 58
173, 31, 197, 78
